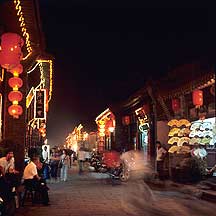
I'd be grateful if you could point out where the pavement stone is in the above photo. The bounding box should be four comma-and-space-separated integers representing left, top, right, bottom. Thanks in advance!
145, 176, 216, 202
14, 164, 216, 216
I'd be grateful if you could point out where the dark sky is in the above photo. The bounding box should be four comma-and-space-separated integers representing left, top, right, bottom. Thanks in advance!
38, 1, 214, 146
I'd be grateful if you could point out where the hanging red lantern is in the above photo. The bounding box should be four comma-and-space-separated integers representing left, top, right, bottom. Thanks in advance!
192, 89, 203, 107
1, 33, 24, 53
8, 90, 23, 103
8, 64, 23, 76
122, 116, 130, 125
8, 104, 23, 117
0, 51, 20, 70
171, 98, 180, 112
8, 77, 23, 89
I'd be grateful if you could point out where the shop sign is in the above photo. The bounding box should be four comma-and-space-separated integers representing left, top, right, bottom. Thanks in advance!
34, 89, 46, 119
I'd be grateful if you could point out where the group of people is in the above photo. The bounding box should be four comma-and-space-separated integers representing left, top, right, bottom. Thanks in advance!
0, 148, 50, 209
43, 147, 72, 183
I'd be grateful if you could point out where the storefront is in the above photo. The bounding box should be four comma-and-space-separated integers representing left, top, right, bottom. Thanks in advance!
0, 0, 53, 171
95, 108, 116, 153
159, 63, 215, 181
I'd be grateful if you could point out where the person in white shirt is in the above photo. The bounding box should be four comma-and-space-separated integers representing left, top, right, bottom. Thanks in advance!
60, 149, 70, 181
0, 149, 19, 175
42, 146, 49, 164
156, 141, 167, 180
23, 156, 49, 205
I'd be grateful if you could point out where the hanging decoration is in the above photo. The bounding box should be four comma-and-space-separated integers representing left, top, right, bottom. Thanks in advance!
8, 77, 23, 90
8, 104, 23, 118
192, 89, 203, 108
122, 116, 130, 125
8, 91, 23, 103
0, 33, 24, 70
171, 98, 180, 113
8, 64, 23, 77
0, 33, 25, 119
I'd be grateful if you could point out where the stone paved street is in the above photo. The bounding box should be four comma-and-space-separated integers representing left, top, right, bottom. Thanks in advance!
15, 164, 216, 216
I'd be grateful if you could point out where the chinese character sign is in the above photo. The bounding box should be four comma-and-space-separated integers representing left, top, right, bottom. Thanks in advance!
34, 89, 46, 119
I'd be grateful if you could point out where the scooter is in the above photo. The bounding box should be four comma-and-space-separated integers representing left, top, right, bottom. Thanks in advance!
107, 163, 130, 182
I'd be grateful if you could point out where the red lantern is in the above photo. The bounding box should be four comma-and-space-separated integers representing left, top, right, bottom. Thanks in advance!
192, 90, 203, 107
8, 64, 23, 76
172, 98, 180, 112
1, 33, 24, 53
122, 116, 130, 125
8, 90, 23, 102
8, 104, 23, 117
0, 51, 20, 70
8, 77, 23, 89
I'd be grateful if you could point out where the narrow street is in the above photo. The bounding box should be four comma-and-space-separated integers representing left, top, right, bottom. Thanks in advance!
15, 164, 216, 216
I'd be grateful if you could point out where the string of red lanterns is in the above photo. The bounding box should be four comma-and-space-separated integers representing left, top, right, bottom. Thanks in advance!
0, 32, 24, 118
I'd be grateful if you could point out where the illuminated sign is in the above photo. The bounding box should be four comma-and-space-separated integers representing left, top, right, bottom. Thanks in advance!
34, 89, 46, 119
135, 107, 149, 132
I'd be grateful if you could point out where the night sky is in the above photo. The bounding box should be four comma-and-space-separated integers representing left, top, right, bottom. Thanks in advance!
38, 1, 214, 146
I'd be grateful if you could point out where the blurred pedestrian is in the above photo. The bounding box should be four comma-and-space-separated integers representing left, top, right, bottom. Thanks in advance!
156, 141, 167, 180
77, 148, 86, 174
50, 149, 60, 183
60, 150, 70, 181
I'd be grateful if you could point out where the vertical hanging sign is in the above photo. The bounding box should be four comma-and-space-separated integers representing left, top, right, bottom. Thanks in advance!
34, 89, 46, 119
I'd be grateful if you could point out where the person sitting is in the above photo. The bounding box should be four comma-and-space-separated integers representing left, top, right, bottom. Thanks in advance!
0, 149, 19, 176
23, 156, 50, 206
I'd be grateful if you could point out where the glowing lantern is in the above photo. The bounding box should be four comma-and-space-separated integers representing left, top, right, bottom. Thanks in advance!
192, 90, 203, 107
0, 51, 20, 70
8, 91, 23, 103
8, 64, 23, 76
8, 77, 23, 89
1, 33, 24, 53
8, 104, 23, 117
172, 98, 180, 112
122, 116, 130, 125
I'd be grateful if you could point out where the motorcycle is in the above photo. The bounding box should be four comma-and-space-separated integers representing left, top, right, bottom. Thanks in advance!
90, 155, 107, 172
107, 163, 129, 182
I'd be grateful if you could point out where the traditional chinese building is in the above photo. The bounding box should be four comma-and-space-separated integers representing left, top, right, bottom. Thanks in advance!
0, 0, 53, 172
112, 60, 215, 169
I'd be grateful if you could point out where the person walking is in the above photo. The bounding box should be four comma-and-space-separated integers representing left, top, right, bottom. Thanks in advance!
60, 150, 70, 182
42, 145, 50, 180
77, 148, 86, 174
50, 149, 60, 183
